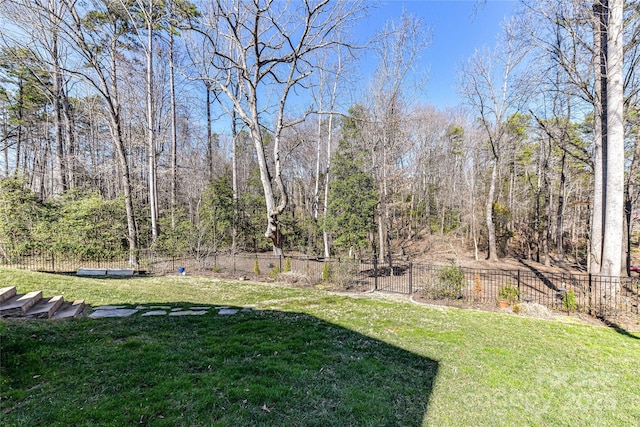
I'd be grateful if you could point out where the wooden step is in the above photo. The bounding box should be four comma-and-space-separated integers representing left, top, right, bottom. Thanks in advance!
52, 300, 85, 319
0, 291, 43, 317
0, 286, 16, 303
25, 295, 65, 319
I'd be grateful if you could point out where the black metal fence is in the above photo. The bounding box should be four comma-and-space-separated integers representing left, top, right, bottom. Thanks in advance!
360, 259, 640, 318
1, 248, 638, 317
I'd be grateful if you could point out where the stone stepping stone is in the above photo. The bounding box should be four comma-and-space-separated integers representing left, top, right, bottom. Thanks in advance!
89, 309, 138, 318
106, 269, 134, 277
77, 268, 107, 276
141, 310, 168, 317
94, 305, 127, 310
219, 308, 239, 315
190, 306, 211, 310
168, 310, 207, 316
52, 300, 85, 319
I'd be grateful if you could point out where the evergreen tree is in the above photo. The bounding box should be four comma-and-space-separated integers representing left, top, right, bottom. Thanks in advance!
326, 128, 377, 255
202, 174, 235, 251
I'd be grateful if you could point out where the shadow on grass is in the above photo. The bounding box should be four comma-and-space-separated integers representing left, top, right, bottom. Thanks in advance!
597, 317, 640, 340
1, 305, 438, 426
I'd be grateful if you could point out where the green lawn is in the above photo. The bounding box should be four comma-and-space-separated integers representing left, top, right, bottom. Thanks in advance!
1, 269, 639, 426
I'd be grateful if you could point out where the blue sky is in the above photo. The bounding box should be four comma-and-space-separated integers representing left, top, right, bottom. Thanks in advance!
359, 0, 518, 109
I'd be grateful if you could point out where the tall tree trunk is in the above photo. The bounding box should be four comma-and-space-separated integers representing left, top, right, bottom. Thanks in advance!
556, 150, 566, 262
249, 123, 284, 255
601, 0, 624, 279
2, 106, 8, 177
51, 33, 68, 193
109, 111, 139, 265
107, 34, 138, 265
206, 82, 213, 182
146, 5, 159, 243
468, 153, 479, 261
543, 166, 551, 267
231, 109, 239, 254
15, 81, 23, 176
322, 112, 334, 258
313, 111, 323, 222
486, 160, 498, 261
590, 0, 607, 275
169, 18, 178, 230
624, 127, 640, 273
61, 84, 75, 188
382, 146, 392, 268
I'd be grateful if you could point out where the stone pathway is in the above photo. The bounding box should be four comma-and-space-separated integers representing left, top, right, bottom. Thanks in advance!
87, 304, 252, 319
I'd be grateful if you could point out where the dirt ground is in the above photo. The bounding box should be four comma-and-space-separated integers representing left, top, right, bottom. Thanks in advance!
399, 234, 587, 273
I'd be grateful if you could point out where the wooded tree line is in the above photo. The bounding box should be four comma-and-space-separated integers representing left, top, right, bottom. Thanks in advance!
0, 0, 636, 278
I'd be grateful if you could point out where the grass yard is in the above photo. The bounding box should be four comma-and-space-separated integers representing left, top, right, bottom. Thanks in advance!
1, 269, 639, 426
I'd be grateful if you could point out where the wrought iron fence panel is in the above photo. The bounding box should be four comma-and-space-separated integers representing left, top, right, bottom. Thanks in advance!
1, 245, 637, 317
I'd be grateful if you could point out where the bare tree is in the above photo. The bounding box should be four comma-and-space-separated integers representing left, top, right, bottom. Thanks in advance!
168, 1, 179, 229
523, 0, 634, 277
309, 46, 349, 258
186, 0, 365, 255
123, 0, 160, 243
367, 12, 430, 265
0, 0, 75, 194
55, 0, 140, 263
459, 19, 533, 261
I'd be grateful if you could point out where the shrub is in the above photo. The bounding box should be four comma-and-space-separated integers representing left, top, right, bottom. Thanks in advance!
563, 289, 577, 313
269, 266, 281, 280
498, 285, 519, 303
253, 258, 260, 276
284, 257, 291, 272
279, 271, 310, 286
331, 259, 359, 288
320, 259, 358, 288
430, 265, 466, 299
473, 273, 483, 298
322, 263, 330, 282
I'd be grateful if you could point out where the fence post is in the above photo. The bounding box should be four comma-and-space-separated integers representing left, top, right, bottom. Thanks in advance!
409, 262, 413, 294
51, 252, 55, 272
517, 270, 521, 301
588, 273, 593, 316
373, 254, 378, 291
279, 254, 282, 271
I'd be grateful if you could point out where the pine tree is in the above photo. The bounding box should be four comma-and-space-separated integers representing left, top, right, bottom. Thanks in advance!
325, 124, 377, 255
